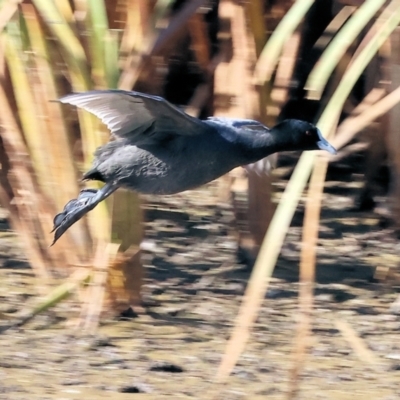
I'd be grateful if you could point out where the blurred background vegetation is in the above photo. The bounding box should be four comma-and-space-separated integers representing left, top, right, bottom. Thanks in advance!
1, 0, 400, 394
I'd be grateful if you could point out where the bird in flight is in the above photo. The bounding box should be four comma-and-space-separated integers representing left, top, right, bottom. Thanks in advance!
51, 90, 336, 245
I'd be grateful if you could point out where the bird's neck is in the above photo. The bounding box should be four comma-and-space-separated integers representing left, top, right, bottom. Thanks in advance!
204, 119, 287, 164
233, 128, 283, 163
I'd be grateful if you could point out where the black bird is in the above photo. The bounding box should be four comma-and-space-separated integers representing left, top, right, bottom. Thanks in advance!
51, 90, 336, 245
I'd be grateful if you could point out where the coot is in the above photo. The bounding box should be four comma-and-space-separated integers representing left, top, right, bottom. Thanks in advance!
51, 90, 336, 245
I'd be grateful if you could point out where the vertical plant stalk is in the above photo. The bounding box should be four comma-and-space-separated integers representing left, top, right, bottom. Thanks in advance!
105, 245, 143, 313
245, 0, 266, 57
270, 32, 301, 117
118, 0, 149, 89
4, 24, 51, 196
0, 0, 23, 32
80, 243, 119, 333
3, 22, 76, 271
317, 0, 400, 132
22, 5, 78, 205
21, 4, 90, 255
31, 0, 101, 168
290, 2, 400, 395
31, 0, 91, 89
313, 6, 356, 50
289, 84, 400, 397
305, 0, 387, 99
216, 0, 400, 384
287, 152, 330, 399
0, 0, 152, 326
332, 86, 400, 149
0, 81, 52, 286
387, 28, 400, 229
87, 0, 109, 87
215, 151, 317, 382
187, 13, 210, 72
254, 0, 315, 85
119, 0, 205, 89
213, 0, 272, 257
334, 319, 379, 365
104, 29, 120, 89
31, 0, 113, 246
244, 1, 275, 251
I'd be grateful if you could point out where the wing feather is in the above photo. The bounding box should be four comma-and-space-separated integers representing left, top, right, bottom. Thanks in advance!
59, 90, 208, 143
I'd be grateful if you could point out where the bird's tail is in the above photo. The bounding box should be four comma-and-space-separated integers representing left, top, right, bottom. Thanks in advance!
51, 183, 118, 246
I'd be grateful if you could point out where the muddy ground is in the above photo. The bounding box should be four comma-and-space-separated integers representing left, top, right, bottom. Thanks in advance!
0, 152, 400, 400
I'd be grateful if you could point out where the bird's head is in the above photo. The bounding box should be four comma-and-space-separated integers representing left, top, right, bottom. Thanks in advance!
272, 120, 337, 155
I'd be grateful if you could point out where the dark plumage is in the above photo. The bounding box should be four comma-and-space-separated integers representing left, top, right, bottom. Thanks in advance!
51, 90, 336, 245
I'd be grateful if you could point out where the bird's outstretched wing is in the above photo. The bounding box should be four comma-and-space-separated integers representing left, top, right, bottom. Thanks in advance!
59, 90, 209, 144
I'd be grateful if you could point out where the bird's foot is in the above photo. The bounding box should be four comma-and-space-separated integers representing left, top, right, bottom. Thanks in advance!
51, 183, 117, 246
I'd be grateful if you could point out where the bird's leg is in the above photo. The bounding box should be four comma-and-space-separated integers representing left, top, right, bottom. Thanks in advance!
50, 182, 119, 246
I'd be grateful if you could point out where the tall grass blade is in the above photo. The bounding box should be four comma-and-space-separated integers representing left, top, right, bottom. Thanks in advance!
254, 0, 315, 85
32, 0, 101, 181
333, 86, 400, 150
216, 152, 317, 382
318, 0, 400, 132
313, 6, 356, 50
245, 0, 266, 56
287, 143, 333, 399
216, 0, 400, 383
31, 0, 91, 90
53, 0, 74, 24
104, 29, 120, 89
1, 268, 91, 332
288, 5, 400, 390
21, 4, 90, 252
81, 243, 119, 332
4, 19, 52, 197
87, 0, 109, 87
119, 0, 205, 89
334, 319, 380, 365
22, 5, 79, 208
0, 78, 53, 285
305, 0, 387, 100
0, 0, 22, 32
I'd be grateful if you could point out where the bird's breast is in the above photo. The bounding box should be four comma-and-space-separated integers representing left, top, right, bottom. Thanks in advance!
103, 134, 242, 195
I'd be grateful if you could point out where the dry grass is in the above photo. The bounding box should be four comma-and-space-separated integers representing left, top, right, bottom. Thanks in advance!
0, 0, 214, 329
